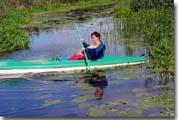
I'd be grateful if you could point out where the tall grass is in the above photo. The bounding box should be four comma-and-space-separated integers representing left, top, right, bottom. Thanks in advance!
113, 0, 174, 75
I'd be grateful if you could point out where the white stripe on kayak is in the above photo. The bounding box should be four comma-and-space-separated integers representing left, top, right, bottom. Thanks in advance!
0, 61, 145, 78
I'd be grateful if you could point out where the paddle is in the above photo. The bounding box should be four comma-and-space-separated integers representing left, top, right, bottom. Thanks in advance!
74, 23, 91, 74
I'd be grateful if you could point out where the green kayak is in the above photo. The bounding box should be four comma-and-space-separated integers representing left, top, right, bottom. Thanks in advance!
0, 56, 147, 76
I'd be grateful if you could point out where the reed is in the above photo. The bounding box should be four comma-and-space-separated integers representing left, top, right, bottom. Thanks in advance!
112, 0, 174, 75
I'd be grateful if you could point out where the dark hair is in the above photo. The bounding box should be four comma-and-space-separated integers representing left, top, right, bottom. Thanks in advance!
91, 32, 101, 39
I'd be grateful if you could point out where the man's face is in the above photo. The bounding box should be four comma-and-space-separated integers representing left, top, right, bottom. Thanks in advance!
91, 35, 99, 42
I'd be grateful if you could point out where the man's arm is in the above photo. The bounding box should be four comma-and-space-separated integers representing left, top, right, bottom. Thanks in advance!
82, 41, 90, 48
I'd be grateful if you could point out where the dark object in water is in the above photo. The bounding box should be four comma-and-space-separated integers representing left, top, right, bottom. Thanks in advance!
87, 73, 108, 100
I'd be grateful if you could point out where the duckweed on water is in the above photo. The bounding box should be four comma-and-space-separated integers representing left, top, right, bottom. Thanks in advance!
108, 66, 146, 80
132, 88, 149, 97
72, 95, 95, 104
77, 83, 174, 117
86, 99, 135, 117
88, 105, 106, 117
116, 109, 142, 117
94, 99, 139, 117
136, 91, 174, 117
43, 99, 61, 107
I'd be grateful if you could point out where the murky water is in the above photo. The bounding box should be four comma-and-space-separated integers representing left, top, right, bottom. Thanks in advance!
0, 15, 175, 117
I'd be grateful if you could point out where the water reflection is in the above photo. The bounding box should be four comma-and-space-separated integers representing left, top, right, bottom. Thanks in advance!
88, 74, 108, 100
144, 73, 174, 89
144, 77, 154, 88
79, 71, 108, 100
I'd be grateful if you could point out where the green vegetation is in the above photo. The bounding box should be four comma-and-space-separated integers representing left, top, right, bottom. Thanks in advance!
72, 95, 95, 104
136, 89, 175, 117
113, 0, 174, 75
0, 0, 114, 56
0, 1, 29, 55
1, 0, 174, 78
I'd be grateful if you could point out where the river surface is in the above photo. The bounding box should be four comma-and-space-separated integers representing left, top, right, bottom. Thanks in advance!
0, 15, 175, 118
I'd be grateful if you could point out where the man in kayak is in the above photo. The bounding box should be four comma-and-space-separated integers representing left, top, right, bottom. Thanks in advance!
69, 32, 106, 60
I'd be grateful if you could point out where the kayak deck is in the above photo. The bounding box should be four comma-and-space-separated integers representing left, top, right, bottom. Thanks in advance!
0, 56, 147, 76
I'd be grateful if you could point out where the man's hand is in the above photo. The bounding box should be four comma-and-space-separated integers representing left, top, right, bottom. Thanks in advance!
80, 38, 84, 42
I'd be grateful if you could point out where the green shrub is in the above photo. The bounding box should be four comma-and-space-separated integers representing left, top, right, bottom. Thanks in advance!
0, 9, 29, 55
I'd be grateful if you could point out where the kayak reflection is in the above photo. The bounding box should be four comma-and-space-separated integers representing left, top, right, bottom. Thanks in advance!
23, 70, 108, 100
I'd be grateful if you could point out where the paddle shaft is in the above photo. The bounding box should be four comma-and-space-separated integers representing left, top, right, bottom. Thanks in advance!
75, 23, 91, 73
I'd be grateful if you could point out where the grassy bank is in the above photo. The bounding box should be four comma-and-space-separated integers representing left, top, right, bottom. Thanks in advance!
0, 0, 114, 56
113, 0, 174, 75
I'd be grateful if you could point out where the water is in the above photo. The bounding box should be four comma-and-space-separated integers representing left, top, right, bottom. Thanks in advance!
0, 15, 175, 117
1, 16, 145, 59
0, 66, 174, 117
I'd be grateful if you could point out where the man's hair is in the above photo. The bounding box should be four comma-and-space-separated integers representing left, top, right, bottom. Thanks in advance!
91, 32, 101, 39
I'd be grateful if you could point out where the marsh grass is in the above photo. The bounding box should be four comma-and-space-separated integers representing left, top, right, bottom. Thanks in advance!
112, 0, 174, 75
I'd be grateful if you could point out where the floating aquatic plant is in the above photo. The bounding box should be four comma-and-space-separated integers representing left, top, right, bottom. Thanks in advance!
72, 95, 95, 104
88, 105, 106, 117
132, 88, 148, 97
43, 99, 61, 107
